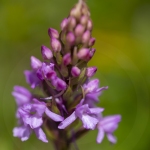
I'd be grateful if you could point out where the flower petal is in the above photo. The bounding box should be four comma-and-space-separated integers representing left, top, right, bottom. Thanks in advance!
12, 86, 31, 106
22, 115, 43, 129
81, 114, 98, 130
34, 127, 48, 143
12, 92, 30, 106
30, 116, 43, 129
106, 133, 117, 144
51, 77, 67, 91
102, 115, 121, 124
96, 127, 105, 143
24, 70, 40, 88
101, 115, 121, 132
89, 107, 104, 114
30, 56, 42, 70
75, 104, 89, 119
13, 126, 31, 141
32, 99, 46, 117
45, 108, 64, 122
13, 86, 31, 97
96, 86, 108, 93
85, 79, 99, 93
58, 112, 77, 129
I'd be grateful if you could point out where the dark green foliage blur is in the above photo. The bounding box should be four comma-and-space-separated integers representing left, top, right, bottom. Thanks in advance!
0, 0, 150, 149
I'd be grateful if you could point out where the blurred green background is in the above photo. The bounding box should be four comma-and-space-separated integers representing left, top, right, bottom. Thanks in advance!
0, 0, 150, 149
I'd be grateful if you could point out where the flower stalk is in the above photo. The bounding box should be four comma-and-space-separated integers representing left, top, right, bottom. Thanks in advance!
12, 0, 121, 150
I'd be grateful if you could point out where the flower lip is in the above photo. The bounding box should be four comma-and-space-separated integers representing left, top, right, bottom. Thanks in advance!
96, 115, 121, 144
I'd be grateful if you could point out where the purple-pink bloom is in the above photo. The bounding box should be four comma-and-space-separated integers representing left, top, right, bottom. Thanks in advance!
36, 62, 56, 80
13, 124, 48, 143
13, 99, 48, 142
13, 125, 32, 142
12, 0, 121, 146
83, 79, 108, 106
18, 103, 44, 129
58, 101, 104, 130
96, 115, 121, 144
36, 62, 67, 91
13, 98, 64, 143
18, 99, 64, 128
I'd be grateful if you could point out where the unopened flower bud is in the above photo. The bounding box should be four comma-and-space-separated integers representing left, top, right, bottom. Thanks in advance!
90, 48, 96, 54
30, 56, 42, 70
51, 38, 61, 52
87, 19, 93, 31
80, 15, 88, 26
67, 17, 76, 31
46, 71, 57, 80
63, 53, 71, 66
82, 30, 91, 44
41, 45, 53, 60
51, 77, 67, 91
77, 48, 90, 61
61, 18, 68, 30
82, 5, 90, 16
48, 28, 59, 39
81, 2, 90, 15
89, 37, 95, 47
86, 67, 97, 77
75, 24, 85, 36
66, 32, 75, 46
70, 2, 82, 19
89, 48, 96, 60
71, 66, 81, 77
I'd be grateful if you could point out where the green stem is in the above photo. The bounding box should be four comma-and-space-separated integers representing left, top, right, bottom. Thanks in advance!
52, 130, 70, 150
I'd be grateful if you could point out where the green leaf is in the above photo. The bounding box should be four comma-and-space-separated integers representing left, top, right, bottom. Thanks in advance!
63, 86, 73, 100
60, 64, 69, 77
56, 52, 62, 65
